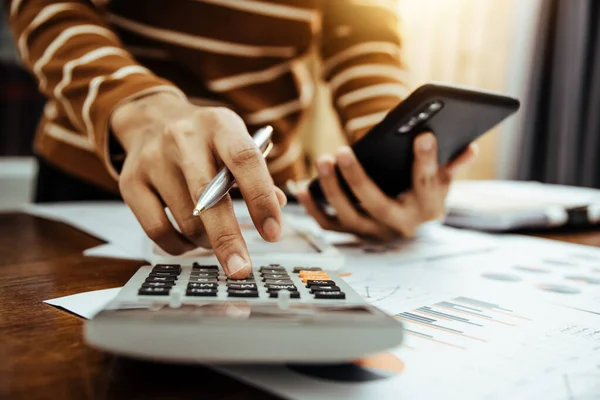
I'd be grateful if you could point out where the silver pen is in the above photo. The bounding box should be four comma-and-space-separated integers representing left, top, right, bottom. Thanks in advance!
192, 125, 274, 216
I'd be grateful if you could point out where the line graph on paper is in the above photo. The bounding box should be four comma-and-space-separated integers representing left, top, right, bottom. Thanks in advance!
362, 286, 402, 303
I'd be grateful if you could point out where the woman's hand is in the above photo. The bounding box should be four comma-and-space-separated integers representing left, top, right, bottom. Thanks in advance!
111, 92, 286, 278
295, 132, 477, 240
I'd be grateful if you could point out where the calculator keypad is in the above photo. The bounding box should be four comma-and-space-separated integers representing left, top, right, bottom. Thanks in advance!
137, 263, 347, 301
139, 264, 181, 296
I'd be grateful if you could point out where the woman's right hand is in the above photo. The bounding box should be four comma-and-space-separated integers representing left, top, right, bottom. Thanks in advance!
110, 92, 286, 278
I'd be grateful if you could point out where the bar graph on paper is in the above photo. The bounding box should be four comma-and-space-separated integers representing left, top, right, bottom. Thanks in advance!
394, 296, 533, 351
383, 291, 600, 398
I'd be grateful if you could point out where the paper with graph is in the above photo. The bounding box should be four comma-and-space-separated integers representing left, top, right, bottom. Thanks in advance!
216, 238, 600, 400
216, 273, 600, 400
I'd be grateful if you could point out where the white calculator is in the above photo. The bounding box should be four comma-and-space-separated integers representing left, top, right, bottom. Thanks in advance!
84, 263, 404, 364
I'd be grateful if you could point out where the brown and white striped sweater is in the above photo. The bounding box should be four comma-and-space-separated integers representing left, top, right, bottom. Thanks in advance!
6, 0, 409, 192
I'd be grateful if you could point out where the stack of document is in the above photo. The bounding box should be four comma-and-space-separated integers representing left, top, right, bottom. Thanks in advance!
444, 180, 600, 231
25, 201, 497, 265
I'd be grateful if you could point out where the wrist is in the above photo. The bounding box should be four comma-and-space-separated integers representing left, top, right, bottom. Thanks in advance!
110, 91, 190, 151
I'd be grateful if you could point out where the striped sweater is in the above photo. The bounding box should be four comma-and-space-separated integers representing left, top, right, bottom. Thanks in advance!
6, 0, 409, 192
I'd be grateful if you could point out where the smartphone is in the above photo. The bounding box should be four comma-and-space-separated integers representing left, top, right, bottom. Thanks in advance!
308, 83, 520, 205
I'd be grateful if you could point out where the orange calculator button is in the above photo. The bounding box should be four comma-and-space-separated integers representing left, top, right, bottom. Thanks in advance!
299, 271, 329, 278
302, 275, 330, 283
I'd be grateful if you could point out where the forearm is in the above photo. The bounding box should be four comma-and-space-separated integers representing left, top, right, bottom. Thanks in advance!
6, 0, 184, 178
320, 0, 409, 142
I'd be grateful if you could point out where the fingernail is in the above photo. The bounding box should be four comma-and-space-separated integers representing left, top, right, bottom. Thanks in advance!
316, 159, 332, 177
226, 254, 250, 278
418, 134, 435, 152
337, 147, 354, 168
285, 180, 298, 195
262, 217, 281, 241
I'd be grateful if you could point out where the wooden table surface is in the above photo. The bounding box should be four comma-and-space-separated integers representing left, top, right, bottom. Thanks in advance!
0, 213, 278, 400
2, 212, 600, 400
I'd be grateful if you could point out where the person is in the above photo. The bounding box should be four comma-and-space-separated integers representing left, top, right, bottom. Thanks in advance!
6, 0, 476, 278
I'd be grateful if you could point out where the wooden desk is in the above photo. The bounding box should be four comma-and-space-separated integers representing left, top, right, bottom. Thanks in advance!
0, 213, 277, 400
2, 213, 600, 399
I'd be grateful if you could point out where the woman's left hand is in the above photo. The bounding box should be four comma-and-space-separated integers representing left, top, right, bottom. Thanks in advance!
295, 132, 477, 240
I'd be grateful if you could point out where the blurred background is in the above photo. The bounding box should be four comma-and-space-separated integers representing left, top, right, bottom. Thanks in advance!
1, 0, 599, 209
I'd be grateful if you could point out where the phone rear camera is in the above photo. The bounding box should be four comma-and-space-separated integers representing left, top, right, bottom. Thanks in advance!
398, 124, 412, 133
417, 112, 429, 121
428, 101, 443, 111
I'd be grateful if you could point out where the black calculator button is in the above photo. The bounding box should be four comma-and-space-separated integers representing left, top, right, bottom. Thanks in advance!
149, 271, 179, 278
266, 284, 297, 291
138, 287, 171, 295
264, 279, 294, 285
260, 265, 286, 271
192, 268, 220, 274
187, 282, 218, 289
186, 288, 218, 297
190, 272, 219, 278
310, 285, 341, 292
141, 282, 174, 288
228, 289, 259, 298
269, 291, 300, 299
227, 278, 255, 283
227, 283, 258, 290
188, 277, 218, 283
261, 273, 289, 281
293, 267, 322, 273
193, 263, 218, 270
314, 291, 346, 299
305, 280, 336, 287
259, 269, 285, 275
145, 276, 177, 283
152, 264, 181, 273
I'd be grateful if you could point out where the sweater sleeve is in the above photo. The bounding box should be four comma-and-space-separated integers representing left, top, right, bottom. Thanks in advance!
5, 0, 185, 178
319, 0, 410, 143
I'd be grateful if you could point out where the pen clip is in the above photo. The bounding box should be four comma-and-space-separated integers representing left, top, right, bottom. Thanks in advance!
262, 141, 274, 158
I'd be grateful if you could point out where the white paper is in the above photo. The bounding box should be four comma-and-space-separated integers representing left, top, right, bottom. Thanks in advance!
26, 202, 149, 260
83, 243, 145, 260
428, 234, 600, 315
292, 216, 499, 266
44, 287, 121, 319
217, 270, 600, 400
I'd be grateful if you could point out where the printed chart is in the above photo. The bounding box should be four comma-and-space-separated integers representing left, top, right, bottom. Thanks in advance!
426, 235, 600, 314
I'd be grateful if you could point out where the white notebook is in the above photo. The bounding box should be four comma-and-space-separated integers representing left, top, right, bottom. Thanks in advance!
444, 180, 600, 231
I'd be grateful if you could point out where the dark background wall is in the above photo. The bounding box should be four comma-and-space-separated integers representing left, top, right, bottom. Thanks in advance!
0, 11, 44, 157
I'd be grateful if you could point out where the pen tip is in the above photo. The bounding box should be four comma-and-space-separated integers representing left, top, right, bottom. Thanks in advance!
192, 207, 205, 217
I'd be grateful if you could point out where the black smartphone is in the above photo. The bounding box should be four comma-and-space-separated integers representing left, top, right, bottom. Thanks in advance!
308, 83, 520, 205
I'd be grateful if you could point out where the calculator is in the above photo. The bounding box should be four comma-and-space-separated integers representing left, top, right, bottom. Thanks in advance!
84, 263, 405, 363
